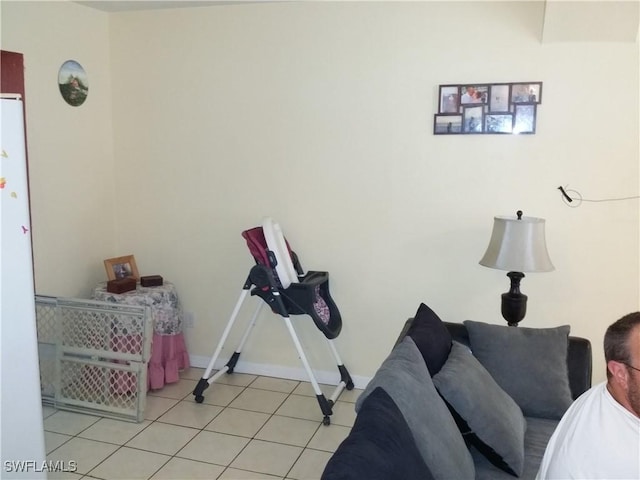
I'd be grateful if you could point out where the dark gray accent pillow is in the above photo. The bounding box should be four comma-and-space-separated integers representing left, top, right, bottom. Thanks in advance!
433, 341, 526, 476
464, 320, 573, 419
356, 337, 475, 480
321, 387, 435, 480
406, 303, 452, 376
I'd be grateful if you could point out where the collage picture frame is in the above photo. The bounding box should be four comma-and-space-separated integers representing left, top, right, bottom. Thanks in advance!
434, 82, 542, 135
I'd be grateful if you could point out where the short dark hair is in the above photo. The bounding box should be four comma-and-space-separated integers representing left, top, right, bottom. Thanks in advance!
604, 312, 640, 377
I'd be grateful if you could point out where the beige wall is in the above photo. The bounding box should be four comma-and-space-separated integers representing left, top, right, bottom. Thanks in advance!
2, 1, 117, 295
3, 1, 639, 386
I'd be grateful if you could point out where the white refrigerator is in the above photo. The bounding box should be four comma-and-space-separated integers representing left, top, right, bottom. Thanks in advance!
0, 95, 47, 479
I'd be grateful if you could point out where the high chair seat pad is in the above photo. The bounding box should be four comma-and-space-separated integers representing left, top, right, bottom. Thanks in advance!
262, 217, 298, 288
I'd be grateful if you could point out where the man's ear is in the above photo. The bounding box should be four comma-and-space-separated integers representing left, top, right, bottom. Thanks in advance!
608, 360, 629, 387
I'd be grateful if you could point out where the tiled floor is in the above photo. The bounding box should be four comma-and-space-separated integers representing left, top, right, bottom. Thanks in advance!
43, 368, 362, 479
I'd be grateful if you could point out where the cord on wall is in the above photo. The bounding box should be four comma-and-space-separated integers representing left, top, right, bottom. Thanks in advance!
558, 185, 640, 208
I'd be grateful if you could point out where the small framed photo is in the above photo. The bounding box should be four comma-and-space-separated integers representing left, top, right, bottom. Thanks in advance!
434, 114, 462, 134
485, 114, 513, 133
439, 85, 460, 113
513, 104, 536, 134
104, 255, 140, 281
488, 84, 510, 112
460, 85, 489, 105
462, 105, 484, 133
511, 82, 542, 104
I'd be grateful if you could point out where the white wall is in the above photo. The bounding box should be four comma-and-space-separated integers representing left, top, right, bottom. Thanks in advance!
2, 1, 638, 387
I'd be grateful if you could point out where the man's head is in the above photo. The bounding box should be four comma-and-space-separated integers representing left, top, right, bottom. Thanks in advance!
605, 312, 640, 417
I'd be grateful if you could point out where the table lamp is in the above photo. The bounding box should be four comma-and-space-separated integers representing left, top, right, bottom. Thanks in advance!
479, 210, 554, 326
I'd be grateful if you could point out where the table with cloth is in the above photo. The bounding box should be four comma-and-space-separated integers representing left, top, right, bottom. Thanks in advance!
91, 281, 190, 390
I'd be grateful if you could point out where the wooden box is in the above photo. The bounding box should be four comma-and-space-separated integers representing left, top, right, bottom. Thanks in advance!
141, 275, 163, 287
107, 277, 136, 294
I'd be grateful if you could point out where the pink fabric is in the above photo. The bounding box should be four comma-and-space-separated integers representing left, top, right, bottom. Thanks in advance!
109, 334, 143, 394
147, 333, 190, 390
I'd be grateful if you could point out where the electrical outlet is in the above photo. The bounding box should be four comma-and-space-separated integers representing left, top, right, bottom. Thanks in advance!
184, 311, 195, 328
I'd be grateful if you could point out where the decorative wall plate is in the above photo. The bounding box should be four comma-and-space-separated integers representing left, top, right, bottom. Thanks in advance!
58, 60, 88, 107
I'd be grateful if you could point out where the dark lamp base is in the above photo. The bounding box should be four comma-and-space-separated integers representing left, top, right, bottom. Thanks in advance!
501, 271, 528, 326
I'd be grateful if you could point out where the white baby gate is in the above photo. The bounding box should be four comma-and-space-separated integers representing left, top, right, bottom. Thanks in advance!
35, 295, 153, 422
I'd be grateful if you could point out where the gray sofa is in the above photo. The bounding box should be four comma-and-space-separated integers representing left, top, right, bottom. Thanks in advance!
322, 303, 592, 480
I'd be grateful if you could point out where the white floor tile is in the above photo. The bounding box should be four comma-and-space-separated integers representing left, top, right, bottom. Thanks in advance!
145, 396, 180, 421
218, 467, 282, 479
326, 401, 356, 427
287, 448, 333, 480
78, 418, 151, 445
46, 472, 83, 480
290, 382, 362, 403
179, 367, 206, 381
291, 382, 332, 398
157, 400, 223, 429
88, 446, 169, 480
215, 372, 257, 387
336, 387, 363, 404
44, 431, 72, 454
205, 407, 270, 438
150, 457, 225, 479
229, 388, 288, 414
275, 395, 322, 422
39, 373, 341, 480
44, 411, 101, 436
250, 376, 299, 394
42, 405, 58, 418
148, 378, 198, 400
176, 430, 250, 466
255, 415, 320, 447
47, 437, 118, 475
198, 382, 244, 407
230, 439, 302, 477
125, 422, 198, 456
307, 424, 351, 453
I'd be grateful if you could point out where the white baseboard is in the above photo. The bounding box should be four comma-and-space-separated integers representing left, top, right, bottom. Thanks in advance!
189, 354, 371, 390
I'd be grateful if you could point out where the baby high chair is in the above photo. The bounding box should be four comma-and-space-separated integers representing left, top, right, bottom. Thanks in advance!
192, 217, 353, 425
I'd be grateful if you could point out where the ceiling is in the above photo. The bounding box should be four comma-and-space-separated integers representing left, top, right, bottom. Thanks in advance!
542, 0, 639, 42
74, 0, 261, 12
74, 0, 638, 42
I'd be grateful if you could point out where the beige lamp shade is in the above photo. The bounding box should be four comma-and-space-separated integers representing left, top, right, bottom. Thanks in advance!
479, 215, 554, 273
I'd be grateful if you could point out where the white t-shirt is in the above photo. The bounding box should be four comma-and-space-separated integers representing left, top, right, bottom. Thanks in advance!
461, 93, 476, 104
536, 381, 640, 479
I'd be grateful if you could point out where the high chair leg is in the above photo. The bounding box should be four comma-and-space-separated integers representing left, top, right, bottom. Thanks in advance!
193, 281, 262, 403
325, 339, 354, 403
227, 301, 263, 373
282, 315, 335, 425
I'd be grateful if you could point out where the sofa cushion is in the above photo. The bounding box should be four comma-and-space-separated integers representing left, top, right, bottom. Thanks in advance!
464, 320, 573, 419
321, 386, 434, 480
472, 417, 559, 480
406, 302, 453, 376
433, 341, 526, 476
356, 337, 475, 479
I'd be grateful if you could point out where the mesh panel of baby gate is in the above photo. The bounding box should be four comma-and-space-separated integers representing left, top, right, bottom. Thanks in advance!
36, 296, 152, 423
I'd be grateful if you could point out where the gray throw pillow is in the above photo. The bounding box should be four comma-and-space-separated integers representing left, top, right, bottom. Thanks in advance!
433, 341, 526, 476
356, 337, 475, 480
464, 320, 573, 419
